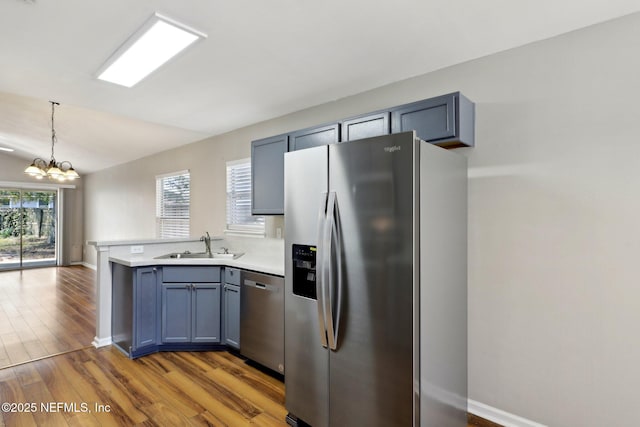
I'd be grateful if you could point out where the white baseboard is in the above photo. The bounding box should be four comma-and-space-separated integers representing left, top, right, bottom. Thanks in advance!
78, 262, 97, 270
468, 399, 547, 427
92, 336, 112, 348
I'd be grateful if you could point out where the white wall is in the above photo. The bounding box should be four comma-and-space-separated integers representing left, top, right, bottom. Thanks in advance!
83, 132, 286, 265
83, 12, 640, 426
443, 14, 640, 426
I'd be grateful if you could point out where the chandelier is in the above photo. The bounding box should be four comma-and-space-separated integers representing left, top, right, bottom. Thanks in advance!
24, 101, 80, 181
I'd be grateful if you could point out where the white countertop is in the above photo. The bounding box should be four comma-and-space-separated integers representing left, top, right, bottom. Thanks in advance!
109, 250, 284, 276
87, 237, 201, 248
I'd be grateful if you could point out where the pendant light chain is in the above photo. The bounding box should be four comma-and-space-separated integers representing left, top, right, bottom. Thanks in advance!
50, 101, 59, 162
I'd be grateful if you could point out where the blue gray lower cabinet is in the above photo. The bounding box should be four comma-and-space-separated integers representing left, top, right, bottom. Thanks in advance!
162, 266, 222, 345
223, 284, 241, 349
161, 283, 191, 343
192, 284, 222, 342
135, 267, 160, 349
112, 263, 160, 358
223, 267, 241, 349
161, 282, 221, 343
112, 264, 226, 359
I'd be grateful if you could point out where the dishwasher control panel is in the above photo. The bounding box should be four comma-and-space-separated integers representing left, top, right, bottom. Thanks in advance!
292, 244, 317, 300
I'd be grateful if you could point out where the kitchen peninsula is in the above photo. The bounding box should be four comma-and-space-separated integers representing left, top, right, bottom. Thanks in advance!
88, 236, 284, 354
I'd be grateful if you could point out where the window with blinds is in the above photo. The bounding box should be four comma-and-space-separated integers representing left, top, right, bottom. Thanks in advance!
156, 170, 190, 238
226, 159, 265, 235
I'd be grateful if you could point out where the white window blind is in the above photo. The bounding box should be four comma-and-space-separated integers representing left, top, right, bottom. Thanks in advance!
226, 159, 264, 235
156, 170, 190, 238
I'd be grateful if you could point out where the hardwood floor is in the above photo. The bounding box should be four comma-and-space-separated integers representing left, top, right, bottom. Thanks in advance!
0, 346, 287, 426
0, 266, 95, 369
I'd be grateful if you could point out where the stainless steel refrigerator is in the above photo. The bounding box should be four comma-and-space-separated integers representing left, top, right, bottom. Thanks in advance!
284, 132, 467, 427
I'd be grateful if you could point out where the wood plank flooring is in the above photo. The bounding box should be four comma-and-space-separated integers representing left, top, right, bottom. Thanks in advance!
0, 346, 288, 426
0, 266, 95, 369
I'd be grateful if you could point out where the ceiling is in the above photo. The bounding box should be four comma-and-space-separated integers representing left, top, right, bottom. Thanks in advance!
1, 0, 639, 174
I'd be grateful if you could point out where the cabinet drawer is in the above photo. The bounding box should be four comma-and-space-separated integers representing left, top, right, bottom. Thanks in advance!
225, 267, 240, 286
162, 266, 221, 283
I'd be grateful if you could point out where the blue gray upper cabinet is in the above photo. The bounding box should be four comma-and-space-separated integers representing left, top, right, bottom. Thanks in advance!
341, 112, 390, 142
289, 123, 339, 151
391, 92, 474, 147
250, 92, 474, 215
252, 134, 288, 215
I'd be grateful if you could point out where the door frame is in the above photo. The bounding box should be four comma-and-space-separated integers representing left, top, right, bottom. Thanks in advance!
0, 180, 75, 271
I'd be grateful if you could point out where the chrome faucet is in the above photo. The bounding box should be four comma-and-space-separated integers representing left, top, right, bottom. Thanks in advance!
200, 232, 212, 257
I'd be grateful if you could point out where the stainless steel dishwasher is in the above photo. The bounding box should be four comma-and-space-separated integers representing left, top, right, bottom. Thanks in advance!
240, 270, 285, 374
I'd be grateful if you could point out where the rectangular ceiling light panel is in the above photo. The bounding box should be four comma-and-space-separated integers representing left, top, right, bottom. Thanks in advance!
97, 13, 206, 88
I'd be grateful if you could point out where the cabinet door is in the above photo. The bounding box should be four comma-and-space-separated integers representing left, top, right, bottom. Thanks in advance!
192, 283, 221, 343
289, 123, 339, 151
162, 284, 191, 343
391, 93, 456, 142
134, 267, 159, 349
252, 134, 288, 215
224, 284, 241, 349
341, 112, 390, 142
112, 263, 134, 353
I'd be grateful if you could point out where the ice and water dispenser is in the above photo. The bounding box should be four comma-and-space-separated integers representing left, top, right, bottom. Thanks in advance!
292, 244, 317, 300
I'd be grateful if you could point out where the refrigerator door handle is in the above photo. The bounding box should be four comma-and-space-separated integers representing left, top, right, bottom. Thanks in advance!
325, 191, 341, 351
316, 192, 329, 348
332, 194, 343, 351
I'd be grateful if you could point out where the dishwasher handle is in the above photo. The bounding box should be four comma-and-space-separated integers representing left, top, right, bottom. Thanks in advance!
244, 279, 278, 292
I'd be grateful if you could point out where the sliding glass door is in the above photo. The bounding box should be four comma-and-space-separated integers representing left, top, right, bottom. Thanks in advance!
0, 188, 57, 270
0, 190, 20, 267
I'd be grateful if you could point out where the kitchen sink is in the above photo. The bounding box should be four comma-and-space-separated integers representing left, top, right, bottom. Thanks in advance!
211, 252, 242, 259
154, 251, 244, 260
